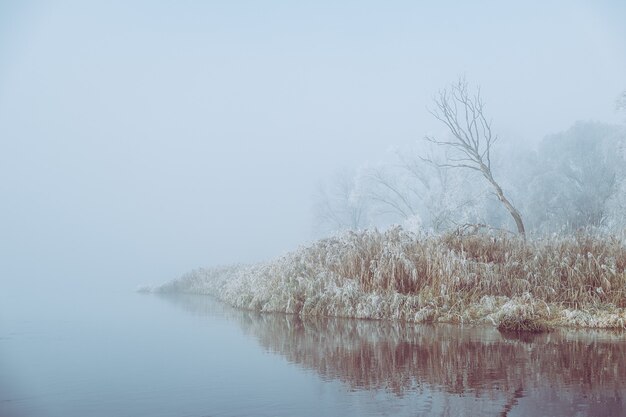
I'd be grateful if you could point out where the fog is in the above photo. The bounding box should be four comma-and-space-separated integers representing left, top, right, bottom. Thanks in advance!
1, 0, 625, 292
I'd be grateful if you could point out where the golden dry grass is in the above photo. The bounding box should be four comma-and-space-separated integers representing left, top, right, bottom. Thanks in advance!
151, 227, 626, 329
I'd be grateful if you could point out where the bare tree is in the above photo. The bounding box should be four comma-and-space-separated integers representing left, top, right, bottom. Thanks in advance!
364, 165, 420, 220
525, 121, 625, 232
314, 169, 369, 232
426, 78, 526, 235
397, 149, 484, 231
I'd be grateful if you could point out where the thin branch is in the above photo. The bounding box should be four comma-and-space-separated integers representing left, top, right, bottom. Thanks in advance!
426, 77, 525, 235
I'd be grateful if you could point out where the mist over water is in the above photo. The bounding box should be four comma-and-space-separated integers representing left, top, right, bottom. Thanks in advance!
1, 1, 626, 291
2, 2, 626, 416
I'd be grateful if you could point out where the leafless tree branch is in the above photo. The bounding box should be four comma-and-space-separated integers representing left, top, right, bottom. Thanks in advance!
425, 77, 526, 235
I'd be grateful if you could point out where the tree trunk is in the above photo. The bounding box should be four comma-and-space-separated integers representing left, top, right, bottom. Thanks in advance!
483, 168, 525, 235
428, 78, 527, 236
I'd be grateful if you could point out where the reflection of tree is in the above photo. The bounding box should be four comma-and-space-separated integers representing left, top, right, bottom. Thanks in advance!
159, 294, 626, 416
499, 386, 523, 417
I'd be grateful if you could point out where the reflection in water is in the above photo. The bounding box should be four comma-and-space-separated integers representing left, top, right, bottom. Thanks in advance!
161, 294, 626, 416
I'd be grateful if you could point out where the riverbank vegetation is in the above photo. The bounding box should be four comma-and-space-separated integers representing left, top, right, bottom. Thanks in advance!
150, 227, 626, 329
149, 80, 626, 331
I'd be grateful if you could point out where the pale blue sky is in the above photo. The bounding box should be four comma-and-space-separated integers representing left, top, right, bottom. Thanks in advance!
1, 1, 625, 290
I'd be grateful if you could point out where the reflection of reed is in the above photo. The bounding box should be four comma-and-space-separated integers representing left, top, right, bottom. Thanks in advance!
250, 315, 625, 397
271, 320, 499, 395
160, 294, 626, 414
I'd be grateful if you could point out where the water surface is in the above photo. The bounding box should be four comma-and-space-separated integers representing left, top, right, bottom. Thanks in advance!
1, 290, 625, 416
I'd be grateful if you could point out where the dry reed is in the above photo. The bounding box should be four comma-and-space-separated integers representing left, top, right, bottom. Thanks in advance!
149, 227, 626, 329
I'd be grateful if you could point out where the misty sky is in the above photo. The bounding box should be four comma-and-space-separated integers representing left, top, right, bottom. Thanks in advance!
1, 1, 625, 291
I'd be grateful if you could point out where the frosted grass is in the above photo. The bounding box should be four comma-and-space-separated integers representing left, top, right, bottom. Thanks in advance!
146, 228, 626, 329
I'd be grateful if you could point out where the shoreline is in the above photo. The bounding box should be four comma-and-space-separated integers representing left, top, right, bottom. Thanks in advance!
146, 228, 626, 331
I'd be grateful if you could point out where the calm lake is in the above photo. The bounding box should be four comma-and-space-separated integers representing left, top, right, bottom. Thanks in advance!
1, 289, 625, 417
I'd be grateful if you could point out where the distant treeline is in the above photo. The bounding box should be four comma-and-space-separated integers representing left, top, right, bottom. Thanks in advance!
316, 117, 626, 236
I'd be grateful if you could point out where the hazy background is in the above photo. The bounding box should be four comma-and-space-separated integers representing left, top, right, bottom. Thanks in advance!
1, 0, 625, 292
